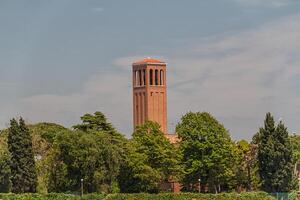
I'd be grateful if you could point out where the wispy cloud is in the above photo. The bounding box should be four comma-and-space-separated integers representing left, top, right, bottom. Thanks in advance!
17, 14, 300, 140
91, 7, 104, 13
234, 0, 295, 7
166, 14, 300, 138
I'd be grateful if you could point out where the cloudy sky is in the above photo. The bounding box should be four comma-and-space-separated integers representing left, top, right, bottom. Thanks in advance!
1, 0, 300, 140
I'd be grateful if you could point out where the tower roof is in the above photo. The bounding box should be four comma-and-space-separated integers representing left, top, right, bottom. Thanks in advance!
133, 57, 165, 65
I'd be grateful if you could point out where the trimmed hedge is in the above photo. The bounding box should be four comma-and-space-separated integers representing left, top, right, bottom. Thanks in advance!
104, 192, 275, 200
0, 192, 275, 200
0, 193, 105, 200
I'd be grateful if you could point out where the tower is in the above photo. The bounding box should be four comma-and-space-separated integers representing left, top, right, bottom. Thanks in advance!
132, 57, 167, 133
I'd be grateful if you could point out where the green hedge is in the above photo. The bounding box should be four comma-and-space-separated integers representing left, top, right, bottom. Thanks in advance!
0, 193, 105, 200
104, 192, 275, 200
0, 192, 275, 200
288, 191, 300, 200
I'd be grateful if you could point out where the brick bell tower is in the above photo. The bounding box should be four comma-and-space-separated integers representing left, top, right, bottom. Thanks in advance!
132, 57, 167, 134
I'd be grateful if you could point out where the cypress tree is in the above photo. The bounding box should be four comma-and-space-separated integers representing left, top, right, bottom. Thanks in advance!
7, 117, 37, 193
257, 113, 294, 192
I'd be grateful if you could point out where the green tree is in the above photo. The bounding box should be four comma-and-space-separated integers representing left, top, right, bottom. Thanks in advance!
7, 118, 37, 193
176, 112, 235, 193
0, 130, 10, 192
257, 113, 294, 192
47, 130, 106, 192
48, 112, 125, 193
73, 111, 125, 193
73, 111, 116, 135
0, 150, 11, 192
118, 121, 182, 193
232, 140, 250, 192
290, 135, 300, 177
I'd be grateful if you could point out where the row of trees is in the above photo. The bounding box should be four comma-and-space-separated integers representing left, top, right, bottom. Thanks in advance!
0, 111, 297, 193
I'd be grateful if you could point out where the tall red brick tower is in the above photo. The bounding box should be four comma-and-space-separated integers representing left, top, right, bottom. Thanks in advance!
132, 57, 167, 134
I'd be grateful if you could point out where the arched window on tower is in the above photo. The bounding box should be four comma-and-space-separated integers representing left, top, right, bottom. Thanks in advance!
160, 70, 164, 85
143, 69, 146, 86
150, 69, 153, 85
135, 70, 139, 86
139, 70, 142, 86
155, 69, 158, 85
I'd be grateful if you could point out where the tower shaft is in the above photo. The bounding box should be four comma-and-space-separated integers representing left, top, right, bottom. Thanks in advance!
132, 58, 167, 133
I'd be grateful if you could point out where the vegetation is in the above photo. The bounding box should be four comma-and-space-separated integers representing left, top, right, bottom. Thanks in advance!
0, 111, 297, 197
118, 121, 182, 193
0, 192, 275, 200
47, 112, 125, 193
7, 118, 38, 193
0, 150, 10, 192
256, 113, 294, 192
176, 112, 236, 193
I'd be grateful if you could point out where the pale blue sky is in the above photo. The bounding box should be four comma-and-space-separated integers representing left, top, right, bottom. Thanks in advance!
1, 0, 300, 140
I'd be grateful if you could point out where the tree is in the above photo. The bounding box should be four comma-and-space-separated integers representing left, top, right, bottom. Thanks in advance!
47, 130, 107, 192
176, 112, 235, 193
0, 150, 11, 192
290, 134, 300, 177
257, 113, 294, 192
48, 112, 125, 193
0, 130, 10, 192
118, 121, 182, 193
7, 118, 37, 193
73, 111, 116, 135
73, 112, 125, 192
232, 140, 250, 192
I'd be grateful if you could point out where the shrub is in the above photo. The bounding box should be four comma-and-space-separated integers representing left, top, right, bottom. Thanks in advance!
0, 192, 274, 200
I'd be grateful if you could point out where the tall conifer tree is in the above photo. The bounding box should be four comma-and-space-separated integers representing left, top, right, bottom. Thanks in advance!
7, 118, 37, 193
257, 113, 294, 192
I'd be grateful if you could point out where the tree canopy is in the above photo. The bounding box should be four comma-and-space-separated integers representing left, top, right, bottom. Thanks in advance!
118, 121, 182, 193
176, 112, 236, 193
257, 113, 294, 192
7, 118, 38, 193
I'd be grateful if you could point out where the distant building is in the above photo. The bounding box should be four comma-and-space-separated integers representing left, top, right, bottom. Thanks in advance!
132, 57, 167, 133
132, 57, 178, 143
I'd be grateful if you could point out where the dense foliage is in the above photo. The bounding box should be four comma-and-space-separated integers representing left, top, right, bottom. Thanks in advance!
256, 113, 294, 192
0, 150, 10, 192
118, 121, 182, 193
176, 112, 236, 193
48, 112, 125, 193
7, 118, 38, 193
0, 111, 297, 195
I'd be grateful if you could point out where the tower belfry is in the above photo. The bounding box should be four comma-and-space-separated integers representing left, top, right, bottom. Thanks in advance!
132, 58, 167, 133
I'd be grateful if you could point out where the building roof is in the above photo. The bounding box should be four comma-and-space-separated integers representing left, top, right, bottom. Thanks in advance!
133, 57, 165, 65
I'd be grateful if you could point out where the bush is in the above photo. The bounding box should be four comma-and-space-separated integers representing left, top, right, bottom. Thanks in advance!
0, 193, 80, 200
0, 192, 274, 200
104, 192, 275, 200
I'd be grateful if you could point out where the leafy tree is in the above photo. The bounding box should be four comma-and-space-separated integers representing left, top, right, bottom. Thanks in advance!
73, 111, 125, 192
47, 130, 106, 192
290, 135, 300, 167
176, 112, 235, 193
0, 130, 10, 192
257, 113, 294, 192
7, 118, 37, 193
118, 121, 182, 193
73, 111, 116, 135
28, 122, 68, 193
48, 112, 125, 193
232, 140, 250, 192
0, 150, 11, 192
